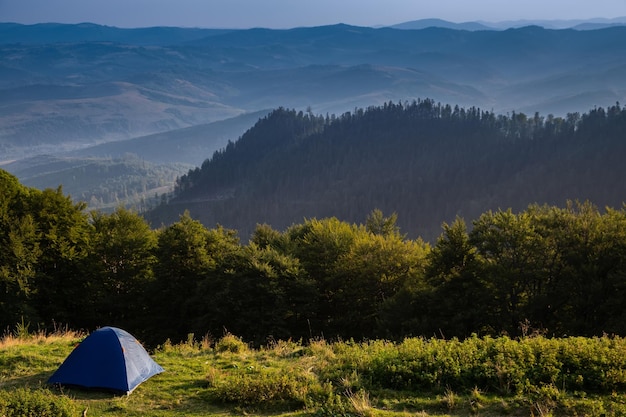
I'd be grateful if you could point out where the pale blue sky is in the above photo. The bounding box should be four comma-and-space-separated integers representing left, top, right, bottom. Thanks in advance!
2, 0, 626, 28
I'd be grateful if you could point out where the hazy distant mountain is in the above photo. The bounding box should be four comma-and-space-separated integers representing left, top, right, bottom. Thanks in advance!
390, 19, 493, 31
0, 22, 232, 45
69, 109, 271, 165
3, 23, 626, 161
571, 22, 626, 30
392, 17, 626, 31
480, 17, 626, 30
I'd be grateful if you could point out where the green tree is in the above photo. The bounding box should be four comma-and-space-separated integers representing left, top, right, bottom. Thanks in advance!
423, 217, 487, 337
186, 223, 246, 340
285, 217, 358, 338
150, 211, 216, 343
545, 201, 626, 335
27, 186, 92, 328
333, 228, 429, 339
250, 223, 288, 251
469, 208, 553, 335
598, 206, 626, 334
284, 216, 429, 339
85, 207, 157, 329
0, 170, 40, 328
205, 242, 315, 344
365, 209, 401, 237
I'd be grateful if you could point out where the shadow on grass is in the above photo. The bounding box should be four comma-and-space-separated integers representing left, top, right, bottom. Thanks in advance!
0, 373, 121, 403
48, 384, 129, 400
0, 371, 57, 389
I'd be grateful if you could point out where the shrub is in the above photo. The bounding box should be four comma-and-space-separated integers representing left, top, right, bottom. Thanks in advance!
210, 367, 314, 409
325, 335, 626, 395
215, 333, 249, 354
525, 383, 565, 417
0, 387, 77, 417
312, 382, 353, 417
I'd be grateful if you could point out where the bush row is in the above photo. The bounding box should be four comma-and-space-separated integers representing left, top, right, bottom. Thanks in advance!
205, 334, 626, 411
327, 335, 626, 394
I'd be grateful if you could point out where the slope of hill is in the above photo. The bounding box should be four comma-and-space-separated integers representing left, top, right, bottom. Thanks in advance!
146, 101, 626, 242
2, 153, 189, 211
67, 109, 271, 165
0, 111, 270, 209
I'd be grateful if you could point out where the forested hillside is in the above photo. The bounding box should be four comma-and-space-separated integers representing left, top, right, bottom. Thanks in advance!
148, 99, 626, 242
2, 168, 626, 346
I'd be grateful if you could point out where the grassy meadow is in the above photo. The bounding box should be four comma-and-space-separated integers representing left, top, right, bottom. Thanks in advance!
2, 329, 626, 417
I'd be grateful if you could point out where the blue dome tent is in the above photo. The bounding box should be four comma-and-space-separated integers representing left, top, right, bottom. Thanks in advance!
48, 326, 164, 395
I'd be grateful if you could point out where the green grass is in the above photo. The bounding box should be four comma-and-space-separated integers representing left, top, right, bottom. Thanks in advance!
2, 331, 626, 416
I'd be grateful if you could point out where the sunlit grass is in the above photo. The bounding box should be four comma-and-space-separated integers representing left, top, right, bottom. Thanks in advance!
3, 330, 626, 416
0, 326, 84, 349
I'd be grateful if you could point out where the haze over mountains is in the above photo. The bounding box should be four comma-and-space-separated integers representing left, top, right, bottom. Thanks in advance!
391, 17, 626, 30
2, 21, 626, 156
1, 19, 625, 217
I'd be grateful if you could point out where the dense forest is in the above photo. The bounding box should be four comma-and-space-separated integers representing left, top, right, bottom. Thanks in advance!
148, 99, 626, 242
2, 166, 626, 346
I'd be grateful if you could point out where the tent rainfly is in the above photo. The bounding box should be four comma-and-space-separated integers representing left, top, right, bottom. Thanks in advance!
48, 326, 164, 395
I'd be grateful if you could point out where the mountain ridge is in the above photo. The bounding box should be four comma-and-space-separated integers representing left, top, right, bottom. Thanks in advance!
0, 22, 233, 45
390, 17, 626, 31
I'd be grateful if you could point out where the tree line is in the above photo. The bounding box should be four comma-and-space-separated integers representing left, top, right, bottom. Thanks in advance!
2, 168, 625, 346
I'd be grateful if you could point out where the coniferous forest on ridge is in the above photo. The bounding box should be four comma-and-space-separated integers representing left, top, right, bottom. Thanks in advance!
2, 100, 626, 347
151, 99, 626, 242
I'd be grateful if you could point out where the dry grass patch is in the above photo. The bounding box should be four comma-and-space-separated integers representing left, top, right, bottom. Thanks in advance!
0, 328, 84, 349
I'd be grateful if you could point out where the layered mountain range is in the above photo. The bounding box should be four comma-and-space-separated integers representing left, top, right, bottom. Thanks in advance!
2, 22, 626, 157
1, 21, 625, 214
